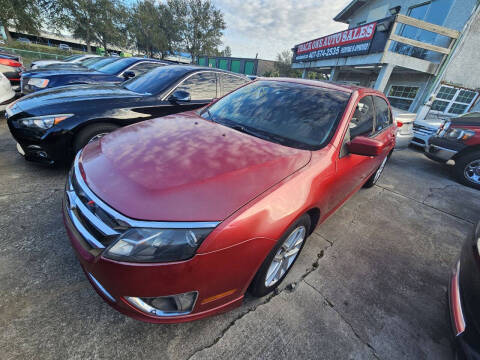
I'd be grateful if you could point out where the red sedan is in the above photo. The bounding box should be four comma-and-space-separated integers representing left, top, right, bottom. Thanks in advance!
63, 78, 396, 323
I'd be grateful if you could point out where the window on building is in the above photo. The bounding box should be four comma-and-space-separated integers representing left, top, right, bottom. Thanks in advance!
387, 85, 420, 111
431, 85, 478, 115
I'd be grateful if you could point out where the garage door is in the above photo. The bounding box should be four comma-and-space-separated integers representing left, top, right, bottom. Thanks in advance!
231, 60, 241, 73
244, 61, 255, 75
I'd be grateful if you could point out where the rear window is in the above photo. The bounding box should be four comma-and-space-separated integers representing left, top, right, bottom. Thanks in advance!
203, 80, 350, 150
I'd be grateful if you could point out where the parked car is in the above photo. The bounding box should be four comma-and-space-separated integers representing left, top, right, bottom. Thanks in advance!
0, 72, 15, 111
448, 220, 480, 358
426, 112, 480, 189
17, 37, 31, 44
0, 52, 25, 91
59, 43, 71, 51
7, 65, 250, 164
391, 107, 415, 149
20, 57, 170, 94
411, 117, 445, 148
62, 79, 396, 323
30, 56, 107, 73
31, 54, 99, 70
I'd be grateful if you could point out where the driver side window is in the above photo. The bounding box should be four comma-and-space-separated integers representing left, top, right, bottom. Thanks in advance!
350, 96, 375, 139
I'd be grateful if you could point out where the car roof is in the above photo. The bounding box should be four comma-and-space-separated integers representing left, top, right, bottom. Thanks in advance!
255, 77, 387, 96
167, 65, 250, 77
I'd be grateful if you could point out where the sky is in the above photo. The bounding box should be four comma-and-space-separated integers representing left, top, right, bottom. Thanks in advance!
215, 0, 351, 60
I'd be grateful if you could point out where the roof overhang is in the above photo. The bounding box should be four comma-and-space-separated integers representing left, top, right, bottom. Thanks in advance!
334, 0, 369, 23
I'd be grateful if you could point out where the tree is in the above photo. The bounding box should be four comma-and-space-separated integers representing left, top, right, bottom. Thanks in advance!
0, 0, 48, 41
274, 50, 302, 78
128, 0, 181, 58
53, 0, 128, 53
169, 0, 225, 61
221, 45, 231, 57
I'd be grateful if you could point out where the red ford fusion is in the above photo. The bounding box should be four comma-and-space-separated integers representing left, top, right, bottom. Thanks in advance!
63, 78, 396, 323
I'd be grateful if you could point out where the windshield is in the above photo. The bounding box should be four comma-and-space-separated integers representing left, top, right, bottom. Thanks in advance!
202, 80, 350, 150
80, 57, 103, 67
123, 66, 189, 94
90, 57, 121, 71
97, 58, 134, 75
64, 55, 82, 62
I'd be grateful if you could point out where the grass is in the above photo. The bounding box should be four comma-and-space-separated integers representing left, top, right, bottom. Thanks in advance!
1, 40, 88, 67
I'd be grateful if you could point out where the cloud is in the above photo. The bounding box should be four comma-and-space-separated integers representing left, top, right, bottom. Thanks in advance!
215, 0, 351, 60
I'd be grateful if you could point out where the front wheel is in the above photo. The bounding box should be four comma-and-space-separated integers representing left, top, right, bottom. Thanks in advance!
73, 123, 119, 153
249, 214, 311, 297
454, 151, 480, 190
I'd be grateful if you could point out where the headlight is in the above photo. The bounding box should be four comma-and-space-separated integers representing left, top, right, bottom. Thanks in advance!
440, 127, 475, 141
27, 78, 49, 88
103, 227, 214, 262
19, 114, 73, 130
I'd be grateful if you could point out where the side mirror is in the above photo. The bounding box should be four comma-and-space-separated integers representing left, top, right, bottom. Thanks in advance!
123, 71, 135, 80
169, 90, 191, 103
347, 136, 385, 157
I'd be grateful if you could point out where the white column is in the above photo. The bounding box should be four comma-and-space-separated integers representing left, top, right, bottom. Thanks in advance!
302, 68, 307, 79
374, 64, 395, 93
329, 67, 339, 82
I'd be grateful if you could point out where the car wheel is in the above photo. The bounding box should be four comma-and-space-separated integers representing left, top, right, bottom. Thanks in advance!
363, 153, 389, 188
73, 123, 119, 153
249, 214, 311, 297
454, 151, 480, 190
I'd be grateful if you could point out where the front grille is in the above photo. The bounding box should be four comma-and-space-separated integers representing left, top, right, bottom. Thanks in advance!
413, 124, 436, 136
65, 164, 125, 249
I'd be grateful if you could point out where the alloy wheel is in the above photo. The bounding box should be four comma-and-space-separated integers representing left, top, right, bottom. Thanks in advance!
88, 133, 109, 144
464, 159, 480, 185
265, 226, 306, 287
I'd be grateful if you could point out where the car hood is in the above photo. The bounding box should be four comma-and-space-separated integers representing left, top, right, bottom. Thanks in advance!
79, 112, 311, 221
414, 118, 445, 129
23, 69, 100, 77
14, 84, 141, 113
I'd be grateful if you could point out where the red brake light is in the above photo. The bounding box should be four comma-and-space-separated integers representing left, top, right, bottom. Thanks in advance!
396, 121, 403, 128
0, 58, 22, 67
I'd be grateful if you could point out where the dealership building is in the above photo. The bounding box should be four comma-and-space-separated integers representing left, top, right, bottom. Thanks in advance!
292, 0, 480, 122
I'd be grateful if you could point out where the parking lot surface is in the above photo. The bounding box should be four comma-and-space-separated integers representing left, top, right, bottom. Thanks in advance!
1, 116, 479, 360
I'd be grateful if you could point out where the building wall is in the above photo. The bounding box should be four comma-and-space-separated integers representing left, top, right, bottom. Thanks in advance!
440, 8, 480, 90
345, 0, 476, 31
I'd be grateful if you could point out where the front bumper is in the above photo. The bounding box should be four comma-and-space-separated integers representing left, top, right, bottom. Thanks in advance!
62, 158, 275, 323
425, 144, 458, 163
7, 120, 72, 165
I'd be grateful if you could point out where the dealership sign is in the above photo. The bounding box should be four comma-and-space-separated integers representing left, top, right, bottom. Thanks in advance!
294, 22, 377, 62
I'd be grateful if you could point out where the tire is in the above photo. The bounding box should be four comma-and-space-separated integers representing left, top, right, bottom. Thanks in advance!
453, 151, 480, 190
249, 214, 311, 297
363, 153, 390, 188
73, 123, 119, 153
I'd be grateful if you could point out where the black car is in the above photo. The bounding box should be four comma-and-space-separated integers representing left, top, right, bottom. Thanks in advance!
0, 51, 25, 90
20, 57, 171, 94
449, 221, 480, 359
6, 65, 250, 164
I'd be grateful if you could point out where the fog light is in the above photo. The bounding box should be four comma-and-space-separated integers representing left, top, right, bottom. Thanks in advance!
125, 291, 197, 317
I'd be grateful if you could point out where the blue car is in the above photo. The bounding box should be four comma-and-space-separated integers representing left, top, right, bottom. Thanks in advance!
20, 57, 173, 94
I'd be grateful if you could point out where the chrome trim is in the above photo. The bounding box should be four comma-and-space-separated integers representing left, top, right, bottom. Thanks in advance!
72, 151, 220, 229
88, 273, 116, 302
125, 291, 198, 317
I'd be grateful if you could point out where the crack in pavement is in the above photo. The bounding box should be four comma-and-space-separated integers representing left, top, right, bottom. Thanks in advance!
303, 281, 381, 360
0, 188, 63, 198
187, 240, 333, 359
375, 184, 473, 225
